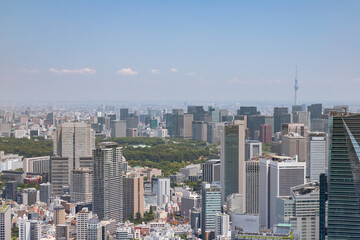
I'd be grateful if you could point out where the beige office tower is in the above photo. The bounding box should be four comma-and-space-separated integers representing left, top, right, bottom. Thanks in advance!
76, 208, 92, 240
51, 122, 95, 195
54, 206, 66, 225
281, 133, 307, 162
245, 160, 259, 214
179, 113, 194, 139
220, 120, 246, 207
123, 175, 144, 219
0, 205, 11, 240
71, 168, 92, 203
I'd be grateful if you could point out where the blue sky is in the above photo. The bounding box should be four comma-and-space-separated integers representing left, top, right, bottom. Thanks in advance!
1, 1, 360, 103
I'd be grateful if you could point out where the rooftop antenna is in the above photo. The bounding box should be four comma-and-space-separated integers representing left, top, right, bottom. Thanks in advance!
294, 66, 299, 105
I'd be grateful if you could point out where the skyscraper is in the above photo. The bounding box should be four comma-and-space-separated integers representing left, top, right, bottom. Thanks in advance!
93, 142, 123, 222
202, 159, 221, 184
192, 121, 207, 142
120, 108, 129, 121
51, 122, 95, 195
40, 182, 52, 205
327, 113, 360, 239
152, 178, 170, 207
259, 156, 306, 229
208, 106, 220, 123
110, 120, 126, 138
201, 183, 222, 237
220, 120, 246, 205
0, 205, 11, 240
76, 208, 92, 240
245, 160, 259, 214
273, 107, 291, 133
307, 132, 327, 182
260, 124, 272, 144
71, 168, 92, 203
123, 175, 144, 220
308, 104, 322, 119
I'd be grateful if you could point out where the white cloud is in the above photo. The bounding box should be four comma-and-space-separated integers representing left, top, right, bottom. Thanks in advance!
21, 69, 39, 73
151, 69, 160, 74
117, 67, 138, 76
170, 68, 178, 73
187, 72, 196, 76
49, 68, 96, 74
352, 78, 360, 82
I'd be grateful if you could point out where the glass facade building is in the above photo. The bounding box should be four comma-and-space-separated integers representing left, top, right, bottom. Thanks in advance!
328, 113, 360, 239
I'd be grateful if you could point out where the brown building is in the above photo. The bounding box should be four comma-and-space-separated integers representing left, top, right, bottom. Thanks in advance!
260, 124, 272, 144
123, 175, 144, 219
54, 206, 66, 225
281, 133, 307, 162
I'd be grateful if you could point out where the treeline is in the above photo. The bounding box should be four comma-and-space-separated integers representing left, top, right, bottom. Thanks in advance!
0, 137, 52, 158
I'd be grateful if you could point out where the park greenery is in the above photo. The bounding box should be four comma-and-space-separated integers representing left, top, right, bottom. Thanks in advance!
0, 137, 52, 158
106, 137, 219, 176
0, 136, 219, 177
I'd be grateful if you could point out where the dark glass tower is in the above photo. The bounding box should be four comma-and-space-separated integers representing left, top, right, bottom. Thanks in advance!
328, 113, 360, 239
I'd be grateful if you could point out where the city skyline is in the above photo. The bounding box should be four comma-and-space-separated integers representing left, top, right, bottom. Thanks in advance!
1, 1, 360, 102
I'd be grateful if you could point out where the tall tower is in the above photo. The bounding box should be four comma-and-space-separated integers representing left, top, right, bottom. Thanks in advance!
327, 112, 360, 238
294, 67, 299, 105
93, 142, 123, 222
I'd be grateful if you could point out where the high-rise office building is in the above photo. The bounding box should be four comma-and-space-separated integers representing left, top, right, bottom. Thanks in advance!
208, 106, 220, 123
187, 106, 206, 121
71, 168, 92, 203
179, 114, 193, 139
245, 140, 262, 161
0, 205, 11, 240
260, 124, 272, 144
201, 183, 222, 237
110, 120, 127, 138
192, 121, 207, 142
327, 113, 360, 239
4, 181, 18, 201
152, 178, 170, 207
274, 107, 291, 133
245, 160, 259, 214
202, 159, 221, 184
76, 208, 92, 240
46, 112, 55, 126
319, 173, 328, 240
307, 132, 327, 182
120, 108, 129, 120
237, 106, 260, 116
93, 142, 123, 222
123, 175, 144, 219
259, 156, 306, 229
308, 104, 322, 119
276, 182, 320, 240
293, 111, 311, 128
281, 133, 307, 162
40, 182, 52, 205
220, 120, 246, 205
51, 122, 95, 196
54, 206, 66, 225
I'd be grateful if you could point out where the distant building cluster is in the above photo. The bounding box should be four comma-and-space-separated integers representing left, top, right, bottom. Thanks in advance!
0, 103, 358, 239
